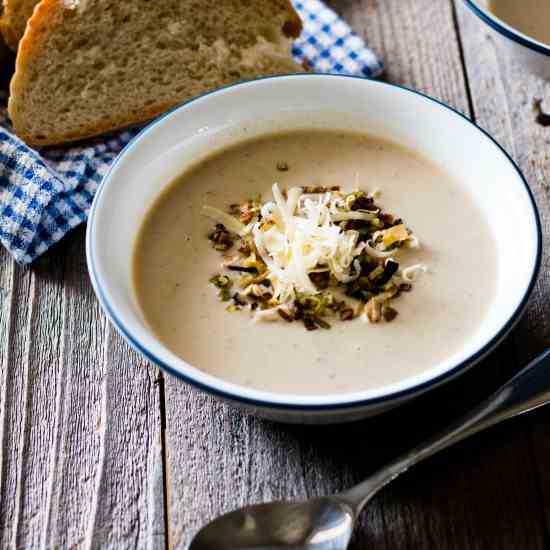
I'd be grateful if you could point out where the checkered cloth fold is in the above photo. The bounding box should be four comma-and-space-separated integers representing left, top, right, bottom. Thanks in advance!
0, 0, 383, 264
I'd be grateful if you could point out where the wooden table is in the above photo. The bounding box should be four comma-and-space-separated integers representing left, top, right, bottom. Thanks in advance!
1, 1, 549, 548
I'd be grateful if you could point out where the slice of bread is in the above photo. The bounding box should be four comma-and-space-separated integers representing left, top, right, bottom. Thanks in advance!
8, 0, 303, 146
0, 0, 40, 50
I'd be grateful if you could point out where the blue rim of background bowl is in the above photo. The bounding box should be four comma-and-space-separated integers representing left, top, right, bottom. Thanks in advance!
86, 73, 543, 412
463, 0, 550, 57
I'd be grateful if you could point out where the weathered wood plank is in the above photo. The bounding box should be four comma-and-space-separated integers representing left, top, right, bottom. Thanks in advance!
0, 243, 32, 547
330, 0, 470, 112
454, 1, 550, 353
455, 0, 550, 538
0, 229, 165, 548
164, 1, 547, 549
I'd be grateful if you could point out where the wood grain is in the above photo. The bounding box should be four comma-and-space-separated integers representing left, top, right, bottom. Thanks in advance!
455, 0, 550, 539
1, 1, 549, 548
0, 230, 165, 549
163, 1, 548, 549
328, 0, 470, 113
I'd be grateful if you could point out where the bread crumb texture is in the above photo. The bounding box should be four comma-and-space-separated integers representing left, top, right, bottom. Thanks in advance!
8, 0, 303, 145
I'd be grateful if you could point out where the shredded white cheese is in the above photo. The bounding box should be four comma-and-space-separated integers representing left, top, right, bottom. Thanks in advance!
401, 264, 428, 282
204, 184, 429, 327
364, 240, 394, 259
249, 184, 369, 301
202, 205, 245, 235
202, 188, 429, 299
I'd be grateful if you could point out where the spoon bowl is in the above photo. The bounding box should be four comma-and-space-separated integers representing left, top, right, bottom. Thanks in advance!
190, 497, 355, 550
190, 350, 550, 549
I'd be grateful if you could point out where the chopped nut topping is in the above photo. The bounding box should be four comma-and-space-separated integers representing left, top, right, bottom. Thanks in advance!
340, 308, 355, 321
204, 185, 425, 330
382, 305, 398, 322
366, 297, 383, 323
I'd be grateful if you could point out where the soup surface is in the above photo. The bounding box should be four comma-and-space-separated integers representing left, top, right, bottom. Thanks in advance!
134, 131, 497, 395
489, 0, 550, 45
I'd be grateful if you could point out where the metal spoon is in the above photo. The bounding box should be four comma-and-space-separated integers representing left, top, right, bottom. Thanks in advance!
190, 349, 550, 550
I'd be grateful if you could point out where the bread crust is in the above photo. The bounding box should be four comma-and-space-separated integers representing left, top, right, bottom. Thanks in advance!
8, 0, 303, 146
278, 0, 303, 39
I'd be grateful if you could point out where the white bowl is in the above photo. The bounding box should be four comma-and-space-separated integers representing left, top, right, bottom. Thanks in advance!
464, 0, 550, 79
86, 74, 541, 424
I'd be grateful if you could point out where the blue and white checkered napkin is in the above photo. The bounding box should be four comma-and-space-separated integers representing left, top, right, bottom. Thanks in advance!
0, 0, 383, 264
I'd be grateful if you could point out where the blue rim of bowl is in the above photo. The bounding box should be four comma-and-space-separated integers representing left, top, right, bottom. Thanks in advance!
463, 0, 550, 57
86, 73, 543, 412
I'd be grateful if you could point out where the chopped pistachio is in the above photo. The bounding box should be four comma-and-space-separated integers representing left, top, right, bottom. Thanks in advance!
358, 276, 372, 290
366, 297, 383, 323
383, 281, 399, 297
370, 217, 384, 229
209, 274, 232, 289
368, 265, 385, 281
208, 224, 236, 251
302, 185, 335, 194
219, 288, 232, 302
296, 293, 330, 317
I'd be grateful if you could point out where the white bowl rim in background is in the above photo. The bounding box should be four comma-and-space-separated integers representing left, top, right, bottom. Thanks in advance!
463, 0, 550, 57
86, 74, 542, 414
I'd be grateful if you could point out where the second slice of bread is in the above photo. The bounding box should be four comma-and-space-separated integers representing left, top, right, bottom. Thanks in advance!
9, 0, 303, 146
0, 0, 40, 50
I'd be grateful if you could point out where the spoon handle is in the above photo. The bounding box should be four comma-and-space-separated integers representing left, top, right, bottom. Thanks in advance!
339, 348, 550, 515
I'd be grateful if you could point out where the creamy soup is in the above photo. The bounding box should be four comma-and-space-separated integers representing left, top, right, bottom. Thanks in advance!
133, 131, 497, 395
489, 0, 550, 45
